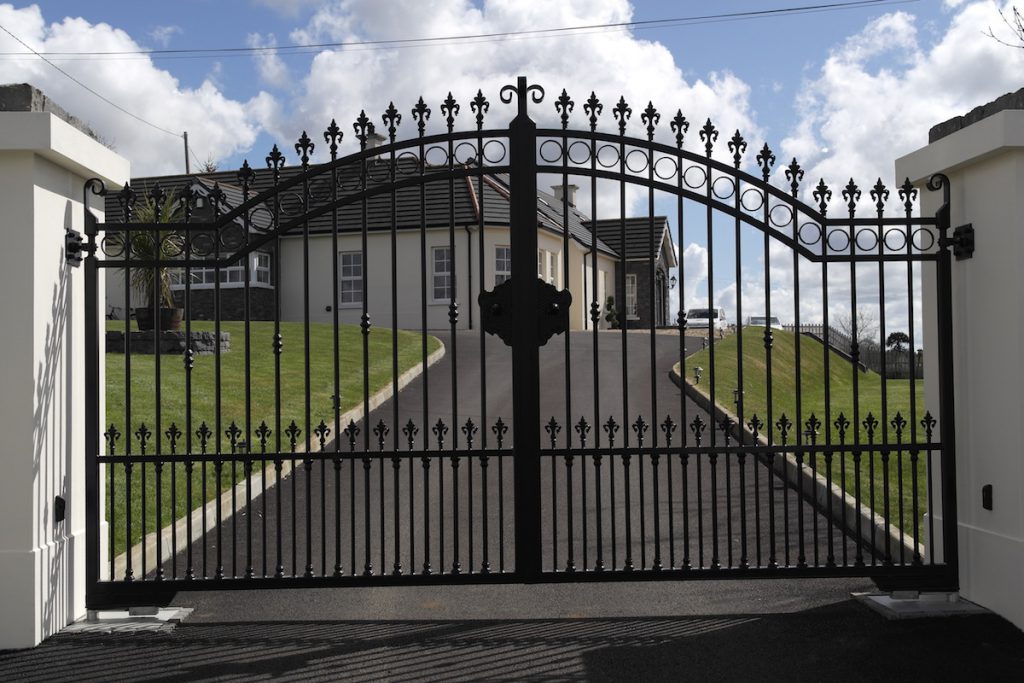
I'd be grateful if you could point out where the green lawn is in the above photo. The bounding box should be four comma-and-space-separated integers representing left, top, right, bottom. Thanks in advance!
681, 327, 929, 540
105, 321, 441, 557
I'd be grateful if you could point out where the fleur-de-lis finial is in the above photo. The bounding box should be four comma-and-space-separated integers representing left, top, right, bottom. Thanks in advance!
324, 118, 343, 157
862, 412, 879, 440
104, 424, 121, 455
756, 143, 775, 181
196, 422, 212, 453
660, 415, 677, 446
492, 417, 508, 449
813, 178, 832, 216
255, 420, 272, 453
612, 96, 631, 136
871, 178, 889, 215
899, 177, 917, 214
295, 130, 314, 168
266, 144, 285, 180
373, 419, 389, 450
432, 418, 449, 449
461, 418, 478, 449
776, 413, 793, 443
843, 178, 861, 217
584, 92, 602, 132
689, 414, 706, 444
555, 89, 574, 130
785, 158, 803, 198
165, 422, 182, 454
441, 92, 459, 133
135, 422, 152, 455
921, 412, 937, 440
603, 416, 620, 446
631, 415, 649, 446
471, 89, 489, 130
236, 159, 255, 190
890, 412, 907, 437
314, 419, 330, 449
403, 419, 419, 450
343, 419, 359, 451
225, 421, 242, 452
411, 96, 431, 137
699, 118, 718, 157
834, 412, 851, 441
545, 416, 561, 448
575, 416, 591, 447
148, 184, 166, 220
747, 414, 764, 438
353, 110, 374, 150
670, 109, 689, 149
641, 101, 659, 142
285, 420, 301, 452
382, 102, 401, 143
804, 413, 822, 440
117, 184, 136, 222
728, 130, 746, 169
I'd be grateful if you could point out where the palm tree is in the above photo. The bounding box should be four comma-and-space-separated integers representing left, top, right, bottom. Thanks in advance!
123, 187, 184, 330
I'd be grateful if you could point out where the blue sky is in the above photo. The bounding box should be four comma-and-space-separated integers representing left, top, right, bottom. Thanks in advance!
2, 0, 1021, 331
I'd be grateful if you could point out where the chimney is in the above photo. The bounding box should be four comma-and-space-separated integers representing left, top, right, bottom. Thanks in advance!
365, 132, 387, 150
551, 183, 578, 207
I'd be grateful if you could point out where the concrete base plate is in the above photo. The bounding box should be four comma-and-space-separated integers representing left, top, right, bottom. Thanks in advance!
854, 592, 990, 620
62, 608, 193, 634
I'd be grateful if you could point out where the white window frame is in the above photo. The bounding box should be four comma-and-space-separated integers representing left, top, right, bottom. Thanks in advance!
626, 274, 639, 320
547, 250, 558, 286
169, 250, 273, 290
495, 245, 511, 286
432, 245, 452, 303
338, 250, 363, 307
537, 248, 546, 280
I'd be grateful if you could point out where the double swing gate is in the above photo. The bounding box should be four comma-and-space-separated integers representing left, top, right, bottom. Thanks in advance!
82, 77, 961, 608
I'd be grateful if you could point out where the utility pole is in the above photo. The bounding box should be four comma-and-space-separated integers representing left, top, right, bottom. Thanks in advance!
183, 131, 191, 174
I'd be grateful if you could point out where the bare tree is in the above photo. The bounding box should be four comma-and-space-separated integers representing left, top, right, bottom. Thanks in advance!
199, 156, 218, 173
835, 309, 879, 347
985, 5, 1024, 48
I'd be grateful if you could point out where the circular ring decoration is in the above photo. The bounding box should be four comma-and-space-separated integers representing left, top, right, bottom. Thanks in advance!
248, 206, 275, 233
396, 150, 422, 175
911, 227, 936, 252
219, 224, 246, 252
424, 144, 450, 168
654, 155, 679, 181
482, 139, 507, 164
100, 234, 125, 258
711, 175, 736, 201
769, 203, 794, 227
883, 227, 907, 252
307, 176, 334, 204
160, 232, 186, 258
798, 221, 823, 246
740, 187, 765, 213
826, 228, 851, 253
366, 160, 393, 185
855, 228, 879, 252
625, 148, 651, 174
683, 165, 707, 190
279, 190, 305, 218
567, 140, 592, 165
539, 139, 564, 164
454, 141, 482, 166
191, 232, 216, 258
596, 144, 620, 168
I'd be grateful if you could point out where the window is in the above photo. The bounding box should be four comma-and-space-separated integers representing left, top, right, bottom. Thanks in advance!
548, 250, 558, 286
339, 251, 362, 305
433, 246, 452, 301
170, 251, 272, 289
626, 274, 638, 319
537, 248, 559, 286
538, 249, 545, 280
495, 246, 511, 286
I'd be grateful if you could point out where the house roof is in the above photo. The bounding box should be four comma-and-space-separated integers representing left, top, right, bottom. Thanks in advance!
106, 160, 674, 262
587, 217, 677, 266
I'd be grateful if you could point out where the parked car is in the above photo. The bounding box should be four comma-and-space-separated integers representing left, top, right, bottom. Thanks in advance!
746, 315, 782, 328
686, 307, 728, 331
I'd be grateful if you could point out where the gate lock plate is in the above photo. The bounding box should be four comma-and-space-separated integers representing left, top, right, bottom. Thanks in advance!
479, 278, 572, 347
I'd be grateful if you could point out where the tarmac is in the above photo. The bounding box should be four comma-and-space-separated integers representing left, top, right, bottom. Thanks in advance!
1, 578, 1022, 681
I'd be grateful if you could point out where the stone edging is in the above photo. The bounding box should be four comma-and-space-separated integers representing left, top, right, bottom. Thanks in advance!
111, 341, 446, 580
670, 365, 920, 562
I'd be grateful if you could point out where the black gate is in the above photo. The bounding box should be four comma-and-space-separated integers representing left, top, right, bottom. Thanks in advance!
81, 77, 961, 608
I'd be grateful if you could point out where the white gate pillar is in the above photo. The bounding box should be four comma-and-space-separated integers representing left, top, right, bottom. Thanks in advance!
0, 98, 128, 648
897, 102, 1024, 630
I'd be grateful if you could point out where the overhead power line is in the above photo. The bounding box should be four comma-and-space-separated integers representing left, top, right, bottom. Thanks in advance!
0, 0, 917, 60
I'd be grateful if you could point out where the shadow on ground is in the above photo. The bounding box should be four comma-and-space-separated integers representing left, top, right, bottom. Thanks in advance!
1, 599, 1022, 682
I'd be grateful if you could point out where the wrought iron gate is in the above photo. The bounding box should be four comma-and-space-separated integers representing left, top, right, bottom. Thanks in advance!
81, 77, 962, 608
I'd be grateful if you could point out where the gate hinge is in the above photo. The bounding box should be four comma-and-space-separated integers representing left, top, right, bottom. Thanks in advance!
939, 223, 974, 260
65, 227, 86, 267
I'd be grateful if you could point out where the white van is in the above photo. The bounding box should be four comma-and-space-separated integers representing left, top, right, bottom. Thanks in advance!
746, 315, 782, 329
686, 307, 728, 331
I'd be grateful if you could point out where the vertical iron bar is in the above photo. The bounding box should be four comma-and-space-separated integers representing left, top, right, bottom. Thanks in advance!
84, 196, 101, 604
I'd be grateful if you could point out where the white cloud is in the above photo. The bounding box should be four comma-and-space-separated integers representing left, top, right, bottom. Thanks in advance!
247, 32, 291, 88
148, 25, 181, 47
0, 5, 266, 176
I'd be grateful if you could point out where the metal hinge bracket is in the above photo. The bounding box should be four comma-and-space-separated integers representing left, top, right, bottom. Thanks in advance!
940, 223, 974, 260
65, 227, 85, 267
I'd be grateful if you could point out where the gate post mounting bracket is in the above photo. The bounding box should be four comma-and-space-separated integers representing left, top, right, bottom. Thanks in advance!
940, 223, 974, 260
65, 227, 86, 267
479, 278, 572, 347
